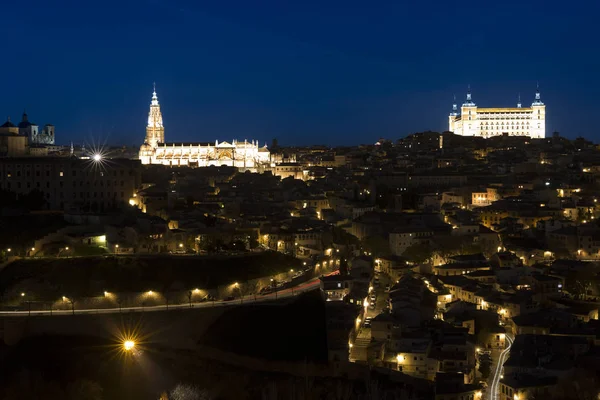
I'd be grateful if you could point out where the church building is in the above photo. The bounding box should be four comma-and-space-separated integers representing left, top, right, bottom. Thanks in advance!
139, 86, 270, 170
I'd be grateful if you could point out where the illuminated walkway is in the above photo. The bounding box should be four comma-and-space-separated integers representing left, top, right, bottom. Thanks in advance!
0, 278, 321, 317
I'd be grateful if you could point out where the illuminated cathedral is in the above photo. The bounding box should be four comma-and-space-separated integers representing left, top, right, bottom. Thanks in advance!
139, 86, 270, 170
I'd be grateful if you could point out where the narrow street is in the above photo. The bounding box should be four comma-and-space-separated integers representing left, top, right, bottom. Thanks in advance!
487, 334, 513, 400
350, 272, 390, 362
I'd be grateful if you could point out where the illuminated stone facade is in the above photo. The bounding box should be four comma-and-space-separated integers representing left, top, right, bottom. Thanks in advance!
0, 118, 27, 156
139, 87, 270, 170
0, 157, 141, 211
449, 87, 546, 139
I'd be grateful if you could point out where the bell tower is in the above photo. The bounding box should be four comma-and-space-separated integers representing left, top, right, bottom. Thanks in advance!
145, 83, 164, 148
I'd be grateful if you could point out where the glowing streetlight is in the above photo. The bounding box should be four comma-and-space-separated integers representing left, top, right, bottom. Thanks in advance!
62, 296, 67, 301
93, 153, 102, 162
123, 340, 135, 351
179, 243, 183, 248
31, 247, 35, 252
7, 248, 10, 252
396, 354, 404, 363
104, 291, 109, 297
65, 246, 69, 251
20, 292, 25, 297
193, 288, 200, 293
147, 290, 153, 295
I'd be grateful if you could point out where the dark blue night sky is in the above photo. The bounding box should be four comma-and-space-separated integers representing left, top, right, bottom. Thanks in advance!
2, 0, 599, 146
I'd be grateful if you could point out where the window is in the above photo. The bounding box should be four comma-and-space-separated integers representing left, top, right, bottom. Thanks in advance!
59, 171, 63, 177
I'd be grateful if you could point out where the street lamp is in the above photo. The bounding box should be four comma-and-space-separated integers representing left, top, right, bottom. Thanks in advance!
20, 292, 25, 297
123, 340, 135, 351
7, 248, 11, 252
396, 354, 404, 370
179, 243, 183, 248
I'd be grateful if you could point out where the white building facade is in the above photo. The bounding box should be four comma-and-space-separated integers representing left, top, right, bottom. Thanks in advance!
448, 87, 546, 139
139, 86, 270, 170
17, 112, 55, 144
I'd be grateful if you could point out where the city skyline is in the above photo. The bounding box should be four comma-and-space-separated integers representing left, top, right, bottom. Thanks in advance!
2, 0, 599, 146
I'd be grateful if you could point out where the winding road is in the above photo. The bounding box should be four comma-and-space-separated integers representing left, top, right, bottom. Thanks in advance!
0, 275, 326, 317
488, 334, 514, 400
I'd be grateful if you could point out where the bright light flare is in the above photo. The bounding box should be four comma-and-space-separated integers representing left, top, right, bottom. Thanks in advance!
93, 153, 102, 162
123, 340, 135, 351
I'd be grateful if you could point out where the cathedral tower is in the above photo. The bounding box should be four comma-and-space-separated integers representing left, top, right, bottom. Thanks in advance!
145, 84, 164, 148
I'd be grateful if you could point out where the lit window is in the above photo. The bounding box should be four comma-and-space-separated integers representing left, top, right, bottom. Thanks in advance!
59, 171, 64, 177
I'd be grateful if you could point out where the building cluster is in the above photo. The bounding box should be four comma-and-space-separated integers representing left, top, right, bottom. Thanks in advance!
0, 112, 57, 157
3, 91, 600, 398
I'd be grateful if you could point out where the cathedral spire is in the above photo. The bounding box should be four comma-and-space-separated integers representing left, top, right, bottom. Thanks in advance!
517, 93, 522, 108
151, 83, 159, 106
145, 84, 164, 147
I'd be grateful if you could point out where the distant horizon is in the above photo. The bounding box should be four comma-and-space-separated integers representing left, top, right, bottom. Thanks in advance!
2, 84, 592, 148
3, 1, 599, 146
35, 127, 596, 150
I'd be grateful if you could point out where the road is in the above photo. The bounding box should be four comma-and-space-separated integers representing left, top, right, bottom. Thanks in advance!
0, 276, 325, 317
488, 334, 514, 400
